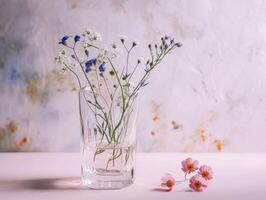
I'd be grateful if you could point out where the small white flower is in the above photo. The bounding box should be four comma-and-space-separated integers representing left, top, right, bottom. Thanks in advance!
89, 32, 102, 41
82, 30, 102, 44
123, 82, 132, 97
109, 43, 122, 58
54, 50, 64, 64
94, 32, 102, 41
83, 29, 93, 36
97, 48, 109, 63
111, 48, 122, 58
55, 50, 76, 69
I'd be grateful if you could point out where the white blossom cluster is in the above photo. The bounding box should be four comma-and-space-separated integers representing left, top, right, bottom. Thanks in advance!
54, 50, 76, 70
82, 30, 102, 51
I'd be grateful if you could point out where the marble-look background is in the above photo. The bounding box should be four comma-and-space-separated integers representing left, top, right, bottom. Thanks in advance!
0, 0, 266, 152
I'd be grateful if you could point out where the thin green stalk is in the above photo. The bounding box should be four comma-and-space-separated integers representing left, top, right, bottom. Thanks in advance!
62, 62, 82, 89
94, 68, 109, 107
72, 47, 102, 110
72, 44, 114, 145
107, 57, 126, 142
127, 62, 139, 83
101, 75, 114, 131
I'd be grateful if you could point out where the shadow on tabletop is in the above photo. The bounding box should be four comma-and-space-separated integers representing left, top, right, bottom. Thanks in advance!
0, 177, 92, 191
151, 188, 192, 193
0, 178, 193, 192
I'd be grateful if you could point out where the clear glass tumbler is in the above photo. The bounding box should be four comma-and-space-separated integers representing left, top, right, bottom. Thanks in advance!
79, 86, 137, 189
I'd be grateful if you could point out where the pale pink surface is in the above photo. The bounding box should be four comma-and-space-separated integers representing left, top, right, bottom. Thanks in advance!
0, 153, 266, 200
181, 157, 199, 174
199, 165, 213, 180
161, 173, 175, 191
189, 174, 208, 192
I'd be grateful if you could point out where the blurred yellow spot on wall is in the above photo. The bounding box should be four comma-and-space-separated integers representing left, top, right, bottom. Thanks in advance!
171, 120, 183, 130
5, 121, 18, 133
0, 120, 18, 139
152, 115, 160, 121
198, 128, 207, 142
25, 73, 44, 104
213, 139, 223, 151
19, 137, 28, 146
150, 131, 156, 136
25, 71, 77, 104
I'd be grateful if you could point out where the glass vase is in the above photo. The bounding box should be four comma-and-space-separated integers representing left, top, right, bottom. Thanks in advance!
79, 86, 137, 189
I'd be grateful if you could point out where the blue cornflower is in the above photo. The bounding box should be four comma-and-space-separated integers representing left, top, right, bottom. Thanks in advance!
59, 35, 69, 45
85, 58, 97, 67
74, 35, 81, 42
85, 66, 92, 73
85, 58, 97, 73
99, 63, 106, 72
92, 58, 97, 65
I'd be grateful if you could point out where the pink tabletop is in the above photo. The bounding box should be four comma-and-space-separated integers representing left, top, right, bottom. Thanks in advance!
0, 153, 265, 200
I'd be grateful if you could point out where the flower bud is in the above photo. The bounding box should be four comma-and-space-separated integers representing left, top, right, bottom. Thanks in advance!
175, 42, 182, 47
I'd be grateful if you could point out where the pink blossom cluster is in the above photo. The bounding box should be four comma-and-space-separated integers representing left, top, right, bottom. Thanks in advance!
161, 158, 213, 192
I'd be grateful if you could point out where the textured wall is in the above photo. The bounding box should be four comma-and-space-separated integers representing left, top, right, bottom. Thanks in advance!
1, 0, 266, 152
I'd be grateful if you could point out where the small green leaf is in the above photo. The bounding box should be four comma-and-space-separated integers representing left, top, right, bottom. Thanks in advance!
142, 82, 149, 87
96, 125, 103, 134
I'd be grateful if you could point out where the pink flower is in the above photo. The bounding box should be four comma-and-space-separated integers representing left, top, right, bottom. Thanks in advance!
161, 173, 176, 191
181, 157, 199, 174
198, 165, 213, 180
189, 174, 208, 192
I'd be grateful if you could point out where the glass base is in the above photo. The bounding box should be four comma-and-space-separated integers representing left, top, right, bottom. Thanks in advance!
81, 167, 134, 189
81, 178, 134, 189
81, 143, 135, 189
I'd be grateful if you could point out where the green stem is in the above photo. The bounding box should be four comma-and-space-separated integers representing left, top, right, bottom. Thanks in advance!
107, 57, 126, 142
176, 173, 189, 183
94, 68, 109, 107
62, 62, 82, 89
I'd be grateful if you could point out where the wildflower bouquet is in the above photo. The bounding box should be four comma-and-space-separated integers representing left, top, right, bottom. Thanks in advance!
55, 30, 181, 189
